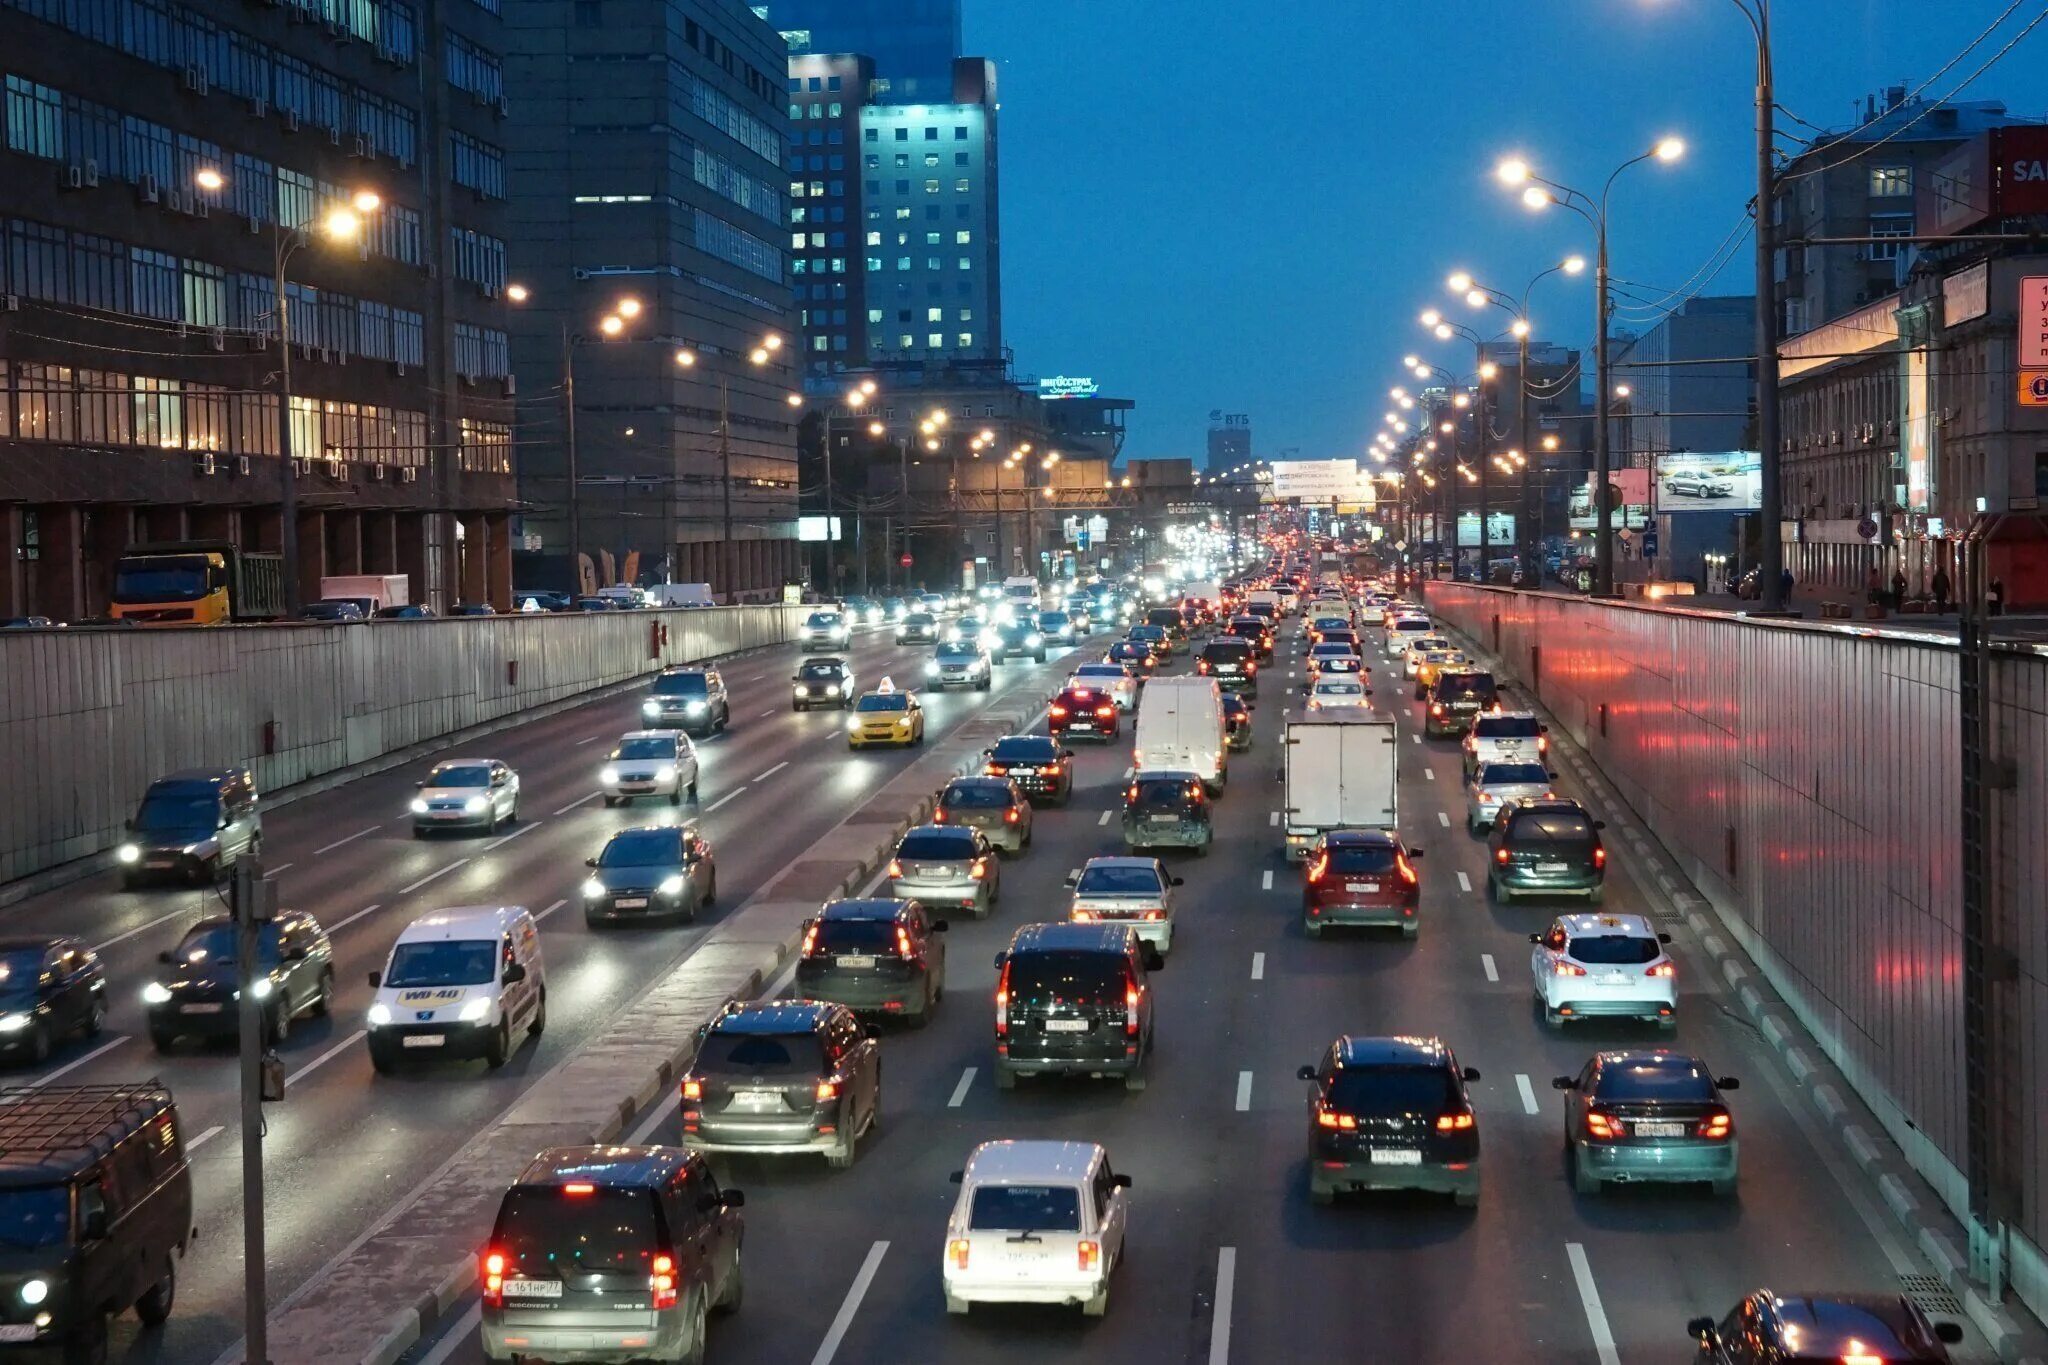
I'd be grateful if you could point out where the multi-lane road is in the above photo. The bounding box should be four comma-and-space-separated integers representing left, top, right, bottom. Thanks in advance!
396, 609, 1996, 1365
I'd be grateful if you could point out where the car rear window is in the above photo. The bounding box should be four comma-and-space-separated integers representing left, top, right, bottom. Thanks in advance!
1006, 951, 1127, 1004
1478, 763, 1549, 785
696, 1032, 824, 1075
1202, 640, 1252, 660
1436, 673, 1498, 700
1594, 1058, 1716, 1102
1473, 716, 1542, 738
968, 1185, 1081, 1233
495, 1187, 658, 1273
1075, 865, 1163, 896
1509, 811, 1596, 842
992, 738, 1058, 761
1129, 779, 1197, 810
1567, 934, 1661, 965
815, 919, 897, 951
942, 783, 1010, 809
898, 830, 975, 861
1329, 1066, 1457, 1115
1315, 681, 1364, 697
1146, 609, 1181, 627
1326, 845, 1398, 874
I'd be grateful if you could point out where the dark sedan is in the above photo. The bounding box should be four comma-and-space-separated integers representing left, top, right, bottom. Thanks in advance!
982, 735, 1074, 805
1689, 1290, 1963, 1362
581, 825, 717, 925
795, 898, 948, 1023
145, 911, 334, 1049
0, 937, 106, 1064
1556, 1050, 1739, 1196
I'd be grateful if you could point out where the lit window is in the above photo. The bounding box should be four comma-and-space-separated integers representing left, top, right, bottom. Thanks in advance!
926, 232, 941, 245
956, 230, 971, 244
958, 332, 973, 348
791, 232, 806, 248
810, 232, 825, 247
899, 334, 914, 347
894, 154, 909, 167
1870, 166, 1910, 197
865, 231, 881, 245
924, 153, 939, 167
897, 257, 911, 270
929, 332, 944, 347
958, 257, 972, 270
813, 336, 828, 351
959, 308, 973, 321
924, 179, 940, 194
895, 207, 911, 220
927, 307, 942, 322
867, 308, 883, 322
955, 179, 970, 193
866, 256, 883, 270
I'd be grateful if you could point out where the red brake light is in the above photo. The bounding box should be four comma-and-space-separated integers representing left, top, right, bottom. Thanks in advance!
932, 808, 948, 822
1593, 846, 1607, 868
1124, 983, 1140, 1036
681, 1078, 702, 1100
650, 1253, 677, 1310
1315, 1104, 1357, 1130
969, 858, 988, 880
1430, 703, 1445, 716
887, 859, 903, 878
1050, 705, 1069, 718
949, 1238, 971, 1269
1647, 962, 1676, 978
816, 1079, 839, 1103
1306, 855, 1328, 884
801, 923, 820, 956
1495, 847, 1510, 865
1197, 660, 1209, 673
1004, 807, 1020, 823
1077, 1240, 1100, 1272
482, 1248, 506, 1307
1554, 960, 1588, 977
994, 962, 1011, 1035
1097, 706, 1114, 718
1699, 1109, 1734, 1140
1584, 1111, 1619, 1140
1126, 784, 1140, 803
1396, 854, 1418, 885
562, 1182, 595, 1196
1434, 1108, 1475, 1132
1840, 1348, 1884, 1365
896, 926, 915, 959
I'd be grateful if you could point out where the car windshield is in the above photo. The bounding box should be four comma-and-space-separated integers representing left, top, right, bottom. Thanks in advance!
614, 738, 675, 761
968, 1185, 1081, 1233
651, 673, 708, 698
992, 738, 1057, 761
1568, 934, 1661, 965
1039, 614, 1068, 628
1475, 716, 1543, 739
1510, 811, 1597, 842
1479, 763, 1549, 786
856, 694, 909, 713
806, 613, 844, 628
599, 829, 682, 867
1326, 845, 1398, 874
384, 938, 498, 987
1006, 951, 1127, 1004
799, 662, 844, 680
898, 831, 974, 861
495, 1187, 655, 1273
429, 765, 492, 788
905, 613, 935, 625
111, 556, 209, 604
815, 919, 898, 951
1075, 865, 1163, 896
133, 793, 218, 832
936, 645, 980, 661
943, 784, 1010, 810
1595, 1057, 1716, 1102
1329, 1066, 1456, 1116
696, 1032, 823, 1075
173, 922, 280, 969
1146, 610, 1180, 626
0, 1187, 70, 1249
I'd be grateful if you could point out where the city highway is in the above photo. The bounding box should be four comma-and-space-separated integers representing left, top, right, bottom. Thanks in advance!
406, 613, 1995, 1365
0, 616, 1091, 1365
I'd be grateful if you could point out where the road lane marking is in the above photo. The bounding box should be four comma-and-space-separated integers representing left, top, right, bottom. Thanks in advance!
575, 735, 602, 745
267, 862, 294, 876
754, 760, 790, 781
313, 826, 378, 856
187, 1124, 225, 1153
92, 907, 196, 953
552, 792, 600, 816
399, 859, 470, 895
1250, 952, 1264, 980
484, 821, 538, 852
627, 1095, 673, 1144
1260, 870, 1273, 891
325, 903, 382, 935
1424, 767, 1434, 780
1268, 811, 1280, 827
811, 1240, 889, 1365
703, 788, 746, 813
287, 1029, 366, 1086
1457, 871, 1472, 893
22, 1036, 130, 1089
1566, 1244, 1620, 1365
1411, 734, 1420, 745
1209, 1247, 1236, 1365
758, 708, 779, 719
534, 897, 569, 923
1098, 810, 1113, 826
947, 1067, 976, 1108
1234, 1071, 1253, 1111
1123, 766, 1134, 780
1436, 811, 1450, 827
419, 1305, 481, 1365
1516, 1074, 1541, 1115
1481, 954, 1498, 982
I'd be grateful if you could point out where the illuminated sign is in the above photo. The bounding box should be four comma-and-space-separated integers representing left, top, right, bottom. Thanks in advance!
1268, 459, 1373, 506
1038, 376, 1100, 400
1652, 452, 1762, 512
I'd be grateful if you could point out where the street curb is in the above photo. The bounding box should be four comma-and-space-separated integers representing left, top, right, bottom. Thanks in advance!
1431, 609, 2046, 1364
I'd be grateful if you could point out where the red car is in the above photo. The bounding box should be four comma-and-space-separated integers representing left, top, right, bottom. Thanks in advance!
1302, 829, 1423, 940
1049, 686, 1121, 742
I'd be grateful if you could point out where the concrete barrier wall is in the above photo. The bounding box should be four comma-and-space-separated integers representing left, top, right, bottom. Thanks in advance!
1422, 583, 2048, 1312
0, 606, 808, 883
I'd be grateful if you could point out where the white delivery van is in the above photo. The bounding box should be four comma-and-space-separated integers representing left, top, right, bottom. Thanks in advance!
364, 904, 545, 1073
1281, 713, 1399, 861
318, 573, 409, 614
1133, 675, 1227, 793
649, 582, 716, 608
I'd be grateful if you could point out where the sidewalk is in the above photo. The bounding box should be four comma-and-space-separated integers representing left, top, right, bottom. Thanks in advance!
1608, 580, 2048, 641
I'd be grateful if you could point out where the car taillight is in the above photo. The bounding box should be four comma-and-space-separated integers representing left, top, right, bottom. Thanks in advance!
1435, 1108, 1476, 1132
897, 927, 915, 959
1077, 1240, 1100, 1272
816, 1078, 839, 1103
994, 963, 1010, 1035
1495, 847, 1511, 865
1306, 856, 1328, 883
1396, 854, 1418, 885
887, 859, 903, 878
970, 859, 988, 880
1124, 983, 1140, 1036
801, 924, 820, 956
1315, 1104, 1358, 1130
1050, 705, 1069, 718
1431, 703, 1445, 716
1096, 705, 1115, 718
1593, 846, 1607, 868
1584, 1111, 1619, 1140
681, 1078, 702, 1100
1537, 735, 1549, 753
563, 1182, 596, 1195
1246, 661, 1257, 674
1196, 660, 1209, 673
932, 808, 948, 822
650, 1253, 677, 1310
1126, 784, 1140, 803
1647, 962, 1676, 978
949, 1238, 971, 1270
482, 1249, 506, 1307
1004, 807, 1020, 823
1698, 1109, 1734, 1140
1554, 960, 1588, 976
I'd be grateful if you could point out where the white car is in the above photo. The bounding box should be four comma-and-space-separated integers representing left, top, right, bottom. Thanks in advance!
599, 730, 698, 807
1384, 615, 1433, 659
1464, 759, 1551, 832
800, 610, 851, 648
1358, 598, 1389, 625
1529, 912, 1676, 1030
1463, 711, 1547, 777
1404, 635, 1455, 679
410, 758, 520, 835
1069, 663, 1138, 710
1066, 856, 1180, 955
944, 1140, 1131, 1317
1305, 677, 1371, 712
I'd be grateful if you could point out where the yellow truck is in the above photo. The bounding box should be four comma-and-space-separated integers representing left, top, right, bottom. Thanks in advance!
109, 541, 286, 625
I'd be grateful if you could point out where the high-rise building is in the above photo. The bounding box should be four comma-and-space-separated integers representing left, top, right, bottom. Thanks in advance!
1, 0, 519, 618
505, 0, 804, 598
770, 0, 962, 79
1206, 412, 1251, 472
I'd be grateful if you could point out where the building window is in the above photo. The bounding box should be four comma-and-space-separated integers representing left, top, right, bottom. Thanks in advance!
954, 178, 970, 192
956, 230, 972, 244
926, 307, 942, 322
928, 332, 943, 348
1869, 166, 1911, 197
955, 152, 969, 166
3, 77, 63, 159
1868, 214, 1913, 261
924, 179, 939, 194
867, 308, 883, 322
958, 333, 973, 348
894, 127, 907, 141
864, 127, 877, 142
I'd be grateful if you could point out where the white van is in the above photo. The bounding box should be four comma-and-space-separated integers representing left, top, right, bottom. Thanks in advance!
364, 905, 544, 1073
943, 1140, 1131, 1317
1133, 675, 1227, 793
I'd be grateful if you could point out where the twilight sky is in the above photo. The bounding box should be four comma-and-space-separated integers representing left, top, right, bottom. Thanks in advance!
964, 2, 2048, 463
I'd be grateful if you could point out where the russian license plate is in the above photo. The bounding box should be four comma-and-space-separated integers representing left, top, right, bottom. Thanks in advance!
1010, 766, 1038, 776
1217, 665, 1238, 674
180, 1003, 224, 1015
1600, 972, 1631, 986
1369, 1149, 1423, 1166
401, 1034, 445, 1048
1069, 723, 1094, 732
1148, 814, 1178, 825
615, 897, 648, 910
1044, 1018, 1089, 1033
0, 1325, 36, 1342
620, 783, 653, 793
1635, 1121, 1687, 1138
735, 1089, 781, 1109
1346, 882, 1380, 893
837, 954, 876, 968
1536, 861, 1568, 873
503, 1279, 562, 1299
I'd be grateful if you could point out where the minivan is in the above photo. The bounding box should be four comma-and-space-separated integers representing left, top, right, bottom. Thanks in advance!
365, 905, 545, 1073
993, 923, 1162, 1092
115, 768, 260, 888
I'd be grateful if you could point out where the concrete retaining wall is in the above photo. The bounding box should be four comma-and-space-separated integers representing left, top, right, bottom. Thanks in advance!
0, 607, 808, 884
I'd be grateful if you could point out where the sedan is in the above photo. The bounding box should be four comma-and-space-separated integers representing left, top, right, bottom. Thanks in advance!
1465, 760, 1551, 833
1555, 1050, 1739, 1197
982, 736, 1074, 805
801, 610, 852, 648
926, 643, 993, 691
1221, 693, 1252, 752
847, 688, 926, 748
599, 731, 698, 807
1105, 640, 1158, 675
897, 612, 940, 645
795, 897, 947, 1023
1304, 677, 1370, 712
581, 825, 716, 925
0, 937, 105, 1063
410, 758, 519, 835
1066, 857, 1181, 955
1307, 643, 1364, 678
145, 911, 334, 1049
792, 656, 857, 710
1049, 687, 1120, 743
1403, 635, 1455, 679
1687, 1291, 1964, 1363
889, 825, 999, 917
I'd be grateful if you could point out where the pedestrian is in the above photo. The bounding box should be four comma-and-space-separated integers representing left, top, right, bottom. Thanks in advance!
1891, 567, 1907, 612
1931, 564, 1952, 613
1864, 566, 1884, 609
1988, 576, 2004, 617
1779, 566, 1795, 602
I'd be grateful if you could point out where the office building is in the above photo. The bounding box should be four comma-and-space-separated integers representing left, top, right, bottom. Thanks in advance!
1621, 296, 1754, 458
505, 0, 802, 599
0, 0, 518, 618
1205, 412, 1250, 472
769, 0, 961, 80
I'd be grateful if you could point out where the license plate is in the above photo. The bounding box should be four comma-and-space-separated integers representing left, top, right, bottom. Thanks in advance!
146, 858, 174, 868
1536, 861, 1568, 873
734, 1090, 781, 1110
1599, 972, 1631, 986
1369, 1149, 1423, 1166
1147, 814, 1178, 825
401, 1034, 445, 1048
180, 1003, 223, 1015
1069, 723, 1094, 732
615, 897, 648, 910
503, 1279, 562, 1299
1010, 767, 1038, 776
838, 954, 876, 968
1044, 1018, 1089, 1033
0, 1326, 35, 1343
1217, 666, 1238, 674
620, 783, 653, 793
1346, 882, 1380, 893
1635, 1121, 1687, 1138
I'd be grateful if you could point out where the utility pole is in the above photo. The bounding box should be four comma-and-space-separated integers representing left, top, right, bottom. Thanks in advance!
718, 375, 734, 603
560, 321, 582, 597
820, 416, 835, 596
1753, 7, 1787, 613
1515, 329, 1532, 582
899, 434, 911, 590
1593, 217, 1615, 596
232, 858, 282, 1364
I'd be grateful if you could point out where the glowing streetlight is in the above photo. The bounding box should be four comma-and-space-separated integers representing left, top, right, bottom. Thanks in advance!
1521, 185, 1554, 211
1510, 318, 1531, 338
861, 379, 879, 396
1433, 323, 1454, 340
1479, 361, 1499, 381
786, 393, 803, 408
1464, 289, 1487, 309
506, 283, 530, 303
599, 315, 625, 337
1654, 136, 1685, 163
615, 297, 642, 320
1447, 271, 1473, 294
869, 421, 886, 436
1563, 255, 1587, 276
675, 349, 696, 367
748, 347, 770, 365
194, 168, 225, 192
1419, 309, 1442, 328
1496, 157, 1531, 186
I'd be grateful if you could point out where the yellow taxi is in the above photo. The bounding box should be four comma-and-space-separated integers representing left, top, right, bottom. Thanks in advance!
1411, 646, 1469, 700
846, 679, 926, 749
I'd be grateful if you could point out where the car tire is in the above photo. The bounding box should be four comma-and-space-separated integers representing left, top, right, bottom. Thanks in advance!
977, 677, 990, 691
1658, 1015, 1678, 1033
1488, 876, 1512, 904
268, 1005, 289, 1046
679, 1290, 708, 1365
1453, 1188, 1480, 1209
825, 1120, 857, 1169
1543, 1004, 1565, 1030
1304, 918, 1323, 940
794, 701, 807, 713
1196, 840, 1211, 858
946, 1291, 971, 1314
704, 872, 717, 907
716, 1242, 744, 1313
134, 1254, 176, 1326
485, 1016, 511, 1069
149, 1028, 176, 1054
528, 988, 547, 1037
994, 1066, 1016, 1091
687, 781, 699, 804
1121, 1069, 1147, 1093
602, 795, 618, 809
83, 997, 106, 1038
669, 789, 682, 807
368, 1040, 397, 1075
1401, 921, 1419, 941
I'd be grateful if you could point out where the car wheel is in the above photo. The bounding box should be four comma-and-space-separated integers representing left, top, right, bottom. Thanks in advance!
1711, 1176, 1738, 1198
527, 988, 547, 1037
268, 1004, 290, 1046
1453, 1188, 1480, 1209
1122, 1069, 1148, 1093
703, 872, 717, 907
669, 788, 682, 807
679, 1290, 708, 1365
794, 702, 806, 713
485, 1016, 511, 1069
25, 1021, 50, 1065
1571, 1147, 1601, 1196
1309, 1182, 1335, 1208
134, 1254, 176, 1326
149, 1028, 176, 1054
601, 795, 617, 809
1196, 839, 1211, 858
977, 677, 990, 691
1543, 1004, 1565, 1030
1303, 918, 1323, 940
1586, 885, 1606, 905
914, 977, 937, 1026
83, 997, 106, 1038
1401, 921, 1419, 941
368, 1040, 397, 1075
687, 781, 699, 804
825, 1118, 857, 1169
1488, 876, 1512, 904
716, 1242, 744, 1313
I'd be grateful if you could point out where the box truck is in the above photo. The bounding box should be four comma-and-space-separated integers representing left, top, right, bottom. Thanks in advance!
1281, 713, 1399, 860
317, 574, 410, 616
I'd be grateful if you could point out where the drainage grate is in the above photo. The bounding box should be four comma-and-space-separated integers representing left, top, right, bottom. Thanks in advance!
1899, 1272, 1965, 1319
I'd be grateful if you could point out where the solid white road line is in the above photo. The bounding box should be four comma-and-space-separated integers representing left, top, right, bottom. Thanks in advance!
1209, 1247, 1237, 1365
313, 826, 378, 857
1565, 1243, 1621, 1365
1250, 952, 1265, 981
1260, 870, 1273, 891
1268, 811, 1280, 828
811, 1240, 889, 1365
534, 897, 569, 923
1436, 811, 1450, 827
703, 788, 746, 813
398, 858, 470, 896
419, 1305, 482, 1365
324, 902, 382, 935
575, 735, 602, 745
286, 1029, 366, 1087
755, 760, 790, 781
1516, 1074, 1541, 1115
627, 1095, 674, 1145
187, 1124, 225, 1153
1481, 953, 1499, 982
553, 792, 600, 816
947, 1067, 977, 1108
1234, 1071, 1253, 1112
1457, 871, 1472, 893
484, 821, 537, 852
92, 907, 195, 953
24, 1036, 130, 1089
1423, 767, 1435, 781
1098, 810, 1113, 826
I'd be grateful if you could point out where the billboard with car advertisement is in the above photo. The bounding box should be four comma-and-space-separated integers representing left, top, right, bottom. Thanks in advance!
1652, 451, 1761, 512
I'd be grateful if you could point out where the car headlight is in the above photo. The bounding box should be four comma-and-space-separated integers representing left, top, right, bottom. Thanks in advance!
925, 662, 940, 676
409, 797, 429, 815
117, 843, 141, 865
600, 766, 620, 786
687, 700, 708, 715
825, 683, 841, 697
464, 795, 488, 814
1026, 633, 1043, 647
655, 765, 677, 782
581, 877, 606, 900
366, 1003, 392, 1027
658, 874, 686, 897
19, 1279, 47, 1306
847, 717, 862, 733
0, 1013, 30, 1033
458, 996, 493, 1023
642, 699, 661, 716
142, 982, 172, 1005
249, 978, 275, 1000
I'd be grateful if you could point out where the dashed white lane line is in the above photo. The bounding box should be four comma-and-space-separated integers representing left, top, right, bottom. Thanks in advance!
1457, 871, 1472, 893
1268, 811, 1280, 828
811, 1241, 890, 1365
313, 826, 378, 856
22, 1036, 130, 1089
758, 708, 779, 719
1566, 1243, 1621, 1365
1098, 810, 1113, 826
1250, 952, 1265, 981
324, 902, 382, 935
1436, 811, 1450, 827
947, 1067, 977, 1108
576, 735, 602, 745
484, 821, 538, 852
398, 858, 470, 896
418, 1305, 481, 1365
534, 897, 569, 923
1123, 766, 1134, 780
755, 760, 790, 781
1210, 1247, 1237, 1365
93, 908, 195, 954
703, 788, 746, 813
267, 862, 294, 876
187, 1124, 225, 1153
1423, 767, 1435, 780
553, 792, 600, 816
1234, 1070, 1253, 1112
1411, 734, 1421, 745
1481, 953, 1499, 982
287, 1029, 366, 1087
1516, 1074, 1541, 1115
1260, 870, 1273, 891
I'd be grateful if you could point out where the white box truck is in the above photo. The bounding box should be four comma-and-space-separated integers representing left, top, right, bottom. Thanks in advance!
317, 573, 408, 615
1133, 675, 1227, 793
1281, 713, 1399, 861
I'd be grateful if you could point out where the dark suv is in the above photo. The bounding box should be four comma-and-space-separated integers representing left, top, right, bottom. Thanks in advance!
643, 667, 730, 735
796, 898, 948, 1024
989, 619, 1048, 664
1298, 1035, 1480, 1207
982, 736, 1074, 805
993, 923, 1162, 1092
1487, 798, 1607, 903
1424, 669, 1499, 738
481, 1145, 742, 1365
678, 1001, 880, 1168
1225, 616, 1274, 660
1195, 637, 1258, 694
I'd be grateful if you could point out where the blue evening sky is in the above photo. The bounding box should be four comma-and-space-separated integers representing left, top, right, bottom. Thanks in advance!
964, 2, 2048, 463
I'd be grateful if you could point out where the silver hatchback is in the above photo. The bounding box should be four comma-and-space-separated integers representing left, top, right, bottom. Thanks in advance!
888, 825, 999, 918
1465, 760, 1552, 833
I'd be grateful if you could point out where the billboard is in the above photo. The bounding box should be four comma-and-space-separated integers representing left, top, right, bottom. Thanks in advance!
1653, 451, 1761, 512
1038, 376, 1099, 400
1268, 458, 1374, 508
1454, 512, 1516, 549
1570, 469, 1652, 530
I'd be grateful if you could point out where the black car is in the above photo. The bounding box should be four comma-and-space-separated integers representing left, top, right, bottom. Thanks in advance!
1225, 615, 1274, 659
145, 911, 334, 1050
1487, 798, 1607, 903
795, 898, 949, 1023
373, 604, 435, 620
1424, 669, 1499, 738
582, 825, 717, 925
1555, 1051, 1740, 1196
1688, 1290, 1964, 1363
643, 666, 731, 735
791, 656, 856, 711
679, 1000, 881, 1168
1196, 637, 1258, 693
1105, 640, 1158, 674
982, 736, 1074, 805
448, 601, 497, 617
993, 923, 1161, 1092
1298, 1035, 1480, 1207
513, 590, 571, 612
1221, 693, 1253, 752
989, 619, 1048, 664
0, 937, 105, 1064
482, 1145, 742, 1365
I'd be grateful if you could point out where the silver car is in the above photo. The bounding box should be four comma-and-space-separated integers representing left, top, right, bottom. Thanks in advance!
1465, 759, 1552, 833
600, 731, 699, 807
888, 824, 999, 917
1066, 857, 1182, 955
801, 610, 852, 649
934, 776, 1033, 854
410, 758, 519, 835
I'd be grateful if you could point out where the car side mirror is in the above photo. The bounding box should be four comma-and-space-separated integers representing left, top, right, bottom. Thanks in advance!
158, 950, 174, 965
721, 1189, 745, 1209
1715, 1076, 1740, 1090
1112, 1174, 1132, 1189
1528, 933, 1543, 944
948, 1170, 964, 1184
992, 951, 1008, 969
366, 970, 381, 989
1064, 870, 1079, 887
414, 780, 426, 789
501, 962, 527, 985
1686, 1317, 1716, 1341
982, 747, 994, 757
1551, 1076, 1576, 1090
931, 919, 949, 933
1296, 1064, 1318, 1081
1935, 1322, 1965, 1345
1170, 877, 1185, 887
1594, 820, 1607, 830
1657, 932, 1673, 944
1462, 1067, 1481, 1082
585, 857, 599, 868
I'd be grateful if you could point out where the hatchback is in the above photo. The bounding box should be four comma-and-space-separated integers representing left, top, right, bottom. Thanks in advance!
1225, 616, 1274, 659
1424, 669, 1499, 737
897, 611, 940, 645
1307, 643, 1363, 678
1555, 1050, 1739, 1196
0, 937, 106, 1063
1105, 640, 1158, 674
1068, 662, 1138, 710
678, 1000, 880, 1167
1221, 693, 1253, 751
1121, 772, 1212, 854
1299, 1035, 1480, 1207
146, 912, 333, 1049
1301, 830, 1422, 939
796, 898, 948, 1023
889, 825, 999, 917
982, 736, 1074, 805
1530, 912, 1675, 1029
1488, 798, 1607, 902
933, 776, 1033, 854
411, 758, 519, 835
943, 1141, 1131, 1318
599, 731, 698, 807
1688, 1291, 1963, 1363
581, 825, 716, 925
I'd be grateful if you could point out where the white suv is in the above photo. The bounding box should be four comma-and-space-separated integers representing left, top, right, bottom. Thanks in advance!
1529, 913, 1676, 1030
944, 1140, 1131, 1317
1384, 614, 1433, 659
